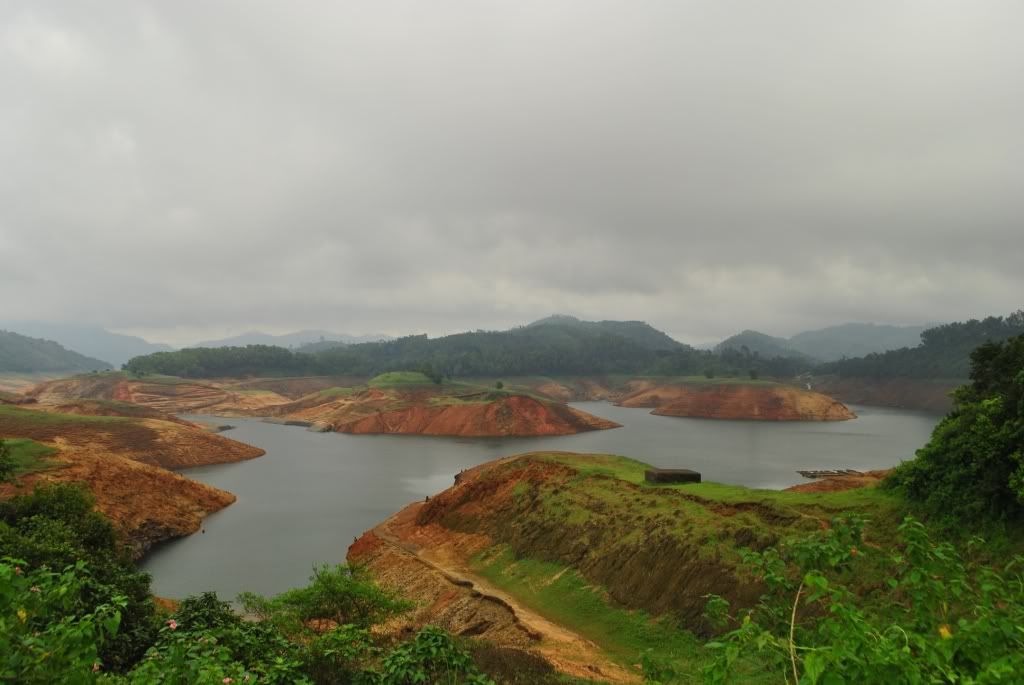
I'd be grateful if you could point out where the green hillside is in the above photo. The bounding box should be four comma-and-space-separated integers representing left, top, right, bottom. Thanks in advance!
715, 329, 808, 359
823, 311, 1024, 379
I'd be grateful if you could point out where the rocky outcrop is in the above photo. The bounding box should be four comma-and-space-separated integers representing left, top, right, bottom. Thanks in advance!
618, 383, 856, 421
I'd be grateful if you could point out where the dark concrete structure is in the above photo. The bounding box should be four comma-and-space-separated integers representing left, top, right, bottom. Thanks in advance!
645, 468, 701, 484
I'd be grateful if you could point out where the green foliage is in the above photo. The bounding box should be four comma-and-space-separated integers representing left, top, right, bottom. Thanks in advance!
887, 334, 1024, 523
0, 494, 505, 684
701, 516, 1024, 684
825, 310, 1024, 379
0, 438, 13, 482
368, 371, 436, 388
239, 564, 412, 638
114, 592, 308, 684
377, 626, 494, 685
1, 557, 124, 683
0, 483, 158, 671
494, 380, 503, 390
0, 437, 59, 480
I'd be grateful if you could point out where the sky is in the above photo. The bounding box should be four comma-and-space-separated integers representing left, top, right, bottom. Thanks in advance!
2, 1, 1022, 347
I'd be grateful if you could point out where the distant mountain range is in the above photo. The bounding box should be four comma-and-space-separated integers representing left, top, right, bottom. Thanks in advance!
0, 329, 112, 373
0, 322, 172, 368
194, 330, 391, 349
716, 323, 931, 362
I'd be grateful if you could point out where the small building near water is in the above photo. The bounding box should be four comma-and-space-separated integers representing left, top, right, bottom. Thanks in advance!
645, 468, 701, 484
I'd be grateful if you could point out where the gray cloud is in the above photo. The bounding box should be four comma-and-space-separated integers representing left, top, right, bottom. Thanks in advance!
2, 1, 1022, 346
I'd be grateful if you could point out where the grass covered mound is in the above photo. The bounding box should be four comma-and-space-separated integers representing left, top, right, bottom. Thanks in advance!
403, 452, 906, 680
398, 450, 1024, 683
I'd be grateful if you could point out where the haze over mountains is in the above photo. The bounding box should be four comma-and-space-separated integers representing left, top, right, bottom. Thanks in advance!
0, 330, 112, 373
0, 322, 172, 368
715, 323, 931, 362
195, 330, 391, 349
5, 313, 1020, 383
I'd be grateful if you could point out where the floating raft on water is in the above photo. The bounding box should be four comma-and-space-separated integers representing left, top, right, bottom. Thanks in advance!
797, 469, 864, 479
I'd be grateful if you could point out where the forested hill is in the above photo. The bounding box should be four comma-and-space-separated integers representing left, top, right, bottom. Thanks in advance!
524, 315, 684, 351
0, 330, 113, 373
716, 323, 931, 362
715, 330, 810, 359
822, 311, 1024, 379
125, 318, 706, 378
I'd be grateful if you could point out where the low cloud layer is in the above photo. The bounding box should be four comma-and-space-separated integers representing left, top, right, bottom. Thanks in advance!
2, 1, 1021, 346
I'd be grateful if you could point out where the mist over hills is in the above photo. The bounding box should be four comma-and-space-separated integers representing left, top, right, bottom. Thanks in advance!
0, 321, 172, 368
0, 330, 112, 373
716, 323, 931, 362
195, 330, 391, 349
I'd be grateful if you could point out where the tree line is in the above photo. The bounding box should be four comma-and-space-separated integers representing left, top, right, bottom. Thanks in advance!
122, 324, 812, 380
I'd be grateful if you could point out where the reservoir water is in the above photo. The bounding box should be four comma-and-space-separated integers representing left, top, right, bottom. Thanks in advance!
142, 402, 938, 601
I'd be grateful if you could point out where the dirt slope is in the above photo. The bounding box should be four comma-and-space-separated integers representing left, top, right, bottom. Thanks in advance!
1, 403, 264, 555
350, 500, 640, 683
349, 452, 902, 680
0, 404, 263, 470
619, 383, 856, 421
0, 439, 235, 558
336, 395, 619, 436
28, 375, 288, 415
267, 387, 620, 437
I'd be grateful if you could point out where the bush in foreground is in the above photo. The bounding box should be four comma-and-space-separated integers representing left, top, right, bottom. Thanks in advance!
694, 516, 1024, 684
887, 334, 1024, 525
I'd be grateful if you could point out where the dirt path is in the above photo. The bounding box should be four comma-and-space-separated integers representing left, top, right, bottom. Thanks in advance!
370, 503, 641, 684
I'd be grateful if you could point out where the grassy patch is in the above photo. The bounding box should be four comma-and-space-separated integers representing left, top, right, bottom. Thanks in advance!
528, 452, 907, 537
0, 404, 128, 426
318, 386, 359, 398
368, 371, 438, 387
2, 438, 61, 476
472, 546, 770, 682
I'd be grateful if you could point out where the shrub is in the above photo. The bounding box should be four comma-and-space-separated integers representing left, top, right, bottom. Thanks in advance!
0, 439, 14, 482
378, 626, 494, 685
886, 334, 1024, 524
1, 557, 125, 683
239, 564, 411, 639
0, 483, 157, 671
701, 516, 1024, 684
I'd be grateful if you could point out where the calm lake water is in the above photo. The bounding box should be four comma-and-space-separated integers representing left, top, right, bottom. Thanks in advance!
142, 402, 938, 600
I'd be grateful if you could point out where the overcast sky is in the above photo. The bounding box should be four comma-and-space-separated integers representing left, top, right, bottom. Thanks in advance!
2, 1, 1022, 346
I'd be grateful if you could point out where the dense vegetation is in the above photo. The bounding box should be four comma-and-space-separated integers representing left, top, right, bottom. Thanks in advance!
823, 311, 1024, 379
886, 333, 1024, 524
690, 334, 1024, 684
123, 318, 809, 380
715, 330, 811, 360
698, 516, 1024, 684
0, 330, 112, 373
0, 484, 512, 684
